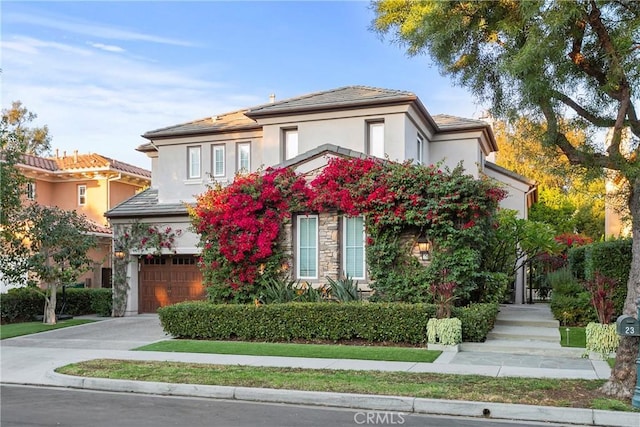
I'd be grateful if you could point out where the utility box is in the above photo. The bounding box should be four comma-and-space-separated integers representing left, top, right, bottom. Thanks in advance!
616, 315, 640, 337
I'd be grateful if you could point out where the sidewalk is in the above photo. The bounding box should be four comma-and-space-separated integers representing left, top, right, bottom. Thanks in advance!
1, 314, 638, 427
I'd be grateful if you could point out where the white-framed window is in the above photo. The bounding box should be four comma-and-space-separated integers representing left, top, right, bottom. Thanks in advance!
238, 142, 251, 172
187, 146, 201, 179
343, 216, 366, 280
26, 182, 36, 200
416, 134, 424, 165
367, 121, 385, 158
296, 215, 318, 279
78, 185, 87, 206
212, 144, 225, 177
283, 128, 298, 160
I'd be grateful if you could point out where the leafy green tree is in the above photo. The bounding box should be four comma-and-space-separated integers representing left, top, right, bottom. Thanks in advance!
7, 204, 97, 324
373, 0, 639, 398
492, 119, 605, 239
1, 101, 51, 156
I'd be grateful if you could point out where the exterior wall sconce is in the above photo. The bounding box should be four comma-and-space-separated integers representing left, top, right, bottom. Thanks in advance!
417, 236, 431, 261
114, 244, 126, 260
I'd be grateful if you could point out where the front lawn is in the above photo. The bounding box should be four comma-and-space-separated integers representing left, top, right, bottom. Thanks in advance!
0, 319, 96, 340
57, 359, 636, 411
135, 340, 441, 363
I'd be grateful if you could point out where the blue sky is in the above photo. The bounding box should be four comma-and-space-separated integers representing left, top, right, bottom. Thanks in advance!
2, 1, 483, 169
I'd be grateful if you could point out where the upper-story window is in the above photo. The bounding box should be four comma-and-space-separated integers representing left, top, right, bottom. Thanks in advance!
187, 146, 201, 179
283, 128, 299, 161
416, 134, 424, 165
343, 216, 366, 280
78, 185, 87, 206
26, 182, 36, 201
212, 144, 225, 177
238, 142, 251, 173
367, 121, 385, 159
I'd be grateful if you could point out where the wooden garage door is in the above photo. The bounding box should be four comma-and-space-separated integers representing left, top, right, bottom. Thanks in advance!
139, 255, 205, 313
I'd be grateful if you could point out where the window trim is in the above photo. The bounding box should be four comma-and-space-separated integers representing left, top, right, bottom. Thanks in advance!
296, 214, 319, 280
212, 144, 226, 178
237, 142, 251, 173
366, 120, 385, 158
26, 182, 36, 201
342, 216, 366, 280
187, 146, 202, 179
78, 185, 87, 206
416, 134, 424, 165
282, 128, 299, 161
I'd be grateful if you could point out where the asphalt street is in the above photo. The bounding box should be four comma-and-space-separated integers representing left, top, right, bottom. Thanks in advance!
1, 385, 591, 427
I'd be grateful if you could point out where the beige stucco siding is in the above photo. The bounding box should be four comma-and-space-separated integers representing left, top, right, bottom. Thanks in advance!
429, 137, 482, 177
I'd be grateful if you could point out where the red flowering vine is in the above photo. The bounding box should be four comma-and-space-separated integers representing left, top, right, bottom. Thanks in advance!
191, 157, 507, 301
190, 167, 309, 290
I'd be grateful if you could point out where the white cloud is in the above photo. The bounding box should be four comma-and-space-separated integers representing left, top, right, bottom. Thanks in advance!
1, 35, 251, 168
89, 42, 125, 53
5, 12, 195, 47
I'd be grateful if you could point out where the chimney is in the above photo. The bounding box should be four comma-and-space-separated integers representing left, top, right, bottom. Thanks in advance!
63, 150, 67, 158
74, 150, 78, 162
269, 93, 276, 104
55, 148, 59, 158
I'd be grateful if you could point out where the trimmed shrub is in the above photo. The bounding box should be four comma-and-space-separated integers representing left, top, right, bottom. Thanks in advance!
452, 303, 499, 342
0, 287, 45, 323
89, 289, 113, 317
0, 287, 113, 323
158, 301, 499, 344
550, 291, 597, 326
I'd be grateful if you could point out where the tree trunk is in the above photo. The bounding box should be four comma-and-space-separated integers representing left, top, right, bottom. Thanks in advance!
602, 177, 640, 398
43, 283, 57, 325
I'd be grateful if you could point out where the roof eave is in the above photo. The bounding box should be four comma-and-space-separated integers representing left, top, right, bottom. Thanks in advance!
143, 123, 262, 140
245, 96, 418, 119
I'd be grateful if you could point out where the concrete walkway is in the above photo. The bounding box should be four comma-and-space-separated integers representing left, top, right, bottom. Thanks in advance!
1, 310, 637, 427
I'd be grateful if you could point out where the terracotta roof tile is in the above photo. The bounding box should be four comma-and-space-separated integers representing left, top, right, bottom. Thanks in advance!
18, 152, 150, 178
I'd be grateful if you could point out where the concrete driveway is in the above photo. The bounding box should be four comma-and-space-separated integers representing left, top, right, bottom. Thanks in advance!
1, 314, 170, 351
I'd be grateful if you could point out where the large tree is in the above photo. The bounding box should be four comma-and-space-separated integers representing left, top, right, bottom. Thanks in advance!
372, 0, 639, 398
1, 102, 51, 285
8, 204, 97, 324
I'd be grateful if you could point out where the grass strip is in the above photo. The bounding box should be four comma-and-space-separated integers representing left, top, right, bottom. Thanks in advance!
559, 327, 586, 348
57, 359, 635, 412
0, 319, 96, 340
135, 340, 440, 363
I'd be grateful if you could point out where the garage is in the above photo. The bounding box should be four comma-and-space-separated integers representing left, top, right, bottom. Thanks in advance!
138, 255, 205, 313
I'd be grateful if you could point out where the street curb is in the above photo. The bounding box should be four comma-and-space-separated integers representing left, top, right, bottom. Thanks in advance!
45, 371, 640, 427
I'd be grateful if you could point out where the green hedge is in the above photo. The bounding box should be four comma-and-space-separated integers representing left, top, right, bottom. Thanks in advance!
583, 239, 631, 317
567, 245, 588, 281
0, 287, 44, 323
158, 301, 499, 344
0, 287, 112, 323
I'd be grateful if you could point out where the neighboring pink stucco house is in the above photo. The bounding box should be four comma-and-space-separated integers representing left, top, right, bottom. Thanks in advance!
11, 150, 151, 290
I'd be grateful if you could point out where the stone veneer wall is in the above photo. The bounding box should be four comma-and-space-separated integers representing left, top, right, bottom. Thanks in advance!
279, 211, 341, 284
318, 211, 340, 282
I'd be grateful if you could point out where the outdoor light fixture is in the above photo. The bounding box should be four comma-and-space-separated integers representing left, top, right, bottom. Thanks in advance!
114, 244, 125, 260
417, 236, 431, 261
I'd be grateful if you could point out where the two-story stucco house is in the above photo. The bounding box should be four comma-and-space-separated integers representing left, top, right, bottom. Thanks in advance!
1, 151, 151, 293
106, 86, 537, 315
